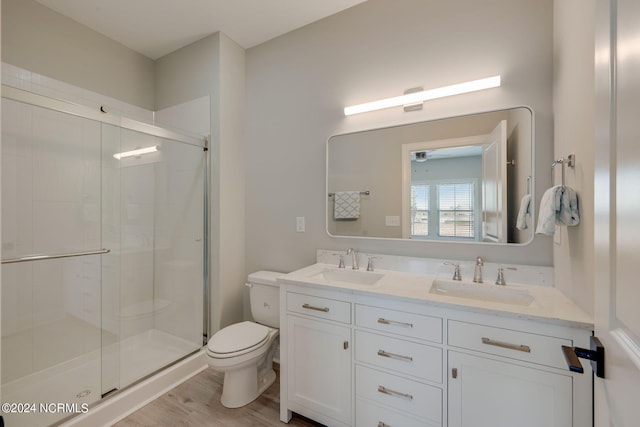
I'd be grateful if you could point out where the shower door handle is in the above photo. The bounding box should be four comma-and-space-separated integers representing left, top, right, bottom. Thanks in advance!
1, 248, 111, 264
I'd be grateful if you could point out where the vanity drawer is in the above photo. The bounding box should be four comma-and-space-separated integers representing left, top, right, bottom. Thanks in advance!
286, 292, 351, 324
356, 398, 433, 427
448, 320, 572, 369
356, 304, 442, 343
355, 330, 442, 383
356, 365, 442, 425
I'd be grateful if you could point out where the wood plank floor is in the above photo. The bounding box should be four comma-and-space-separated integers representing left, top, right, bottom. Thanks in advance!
112, 367, 325, 427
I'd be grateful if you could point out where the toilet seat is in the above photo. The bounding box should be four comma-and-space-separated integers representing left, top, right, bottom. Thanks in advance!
207, 321, 271, 359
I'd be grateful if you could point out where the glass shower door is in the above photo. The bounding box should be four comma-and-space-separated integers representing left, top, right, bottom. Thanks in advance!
101, 125, 204, 393
1, 98, 103, 427
1, 88, 207, 426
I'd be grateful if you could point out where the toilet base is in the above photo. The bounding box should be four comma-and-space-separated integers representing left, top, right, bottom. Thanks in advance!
220, 366, 276, 408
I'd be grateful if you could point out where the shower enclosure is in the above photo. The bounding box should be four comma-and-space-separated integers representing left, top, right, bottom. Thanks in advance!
1, 86, 208, 427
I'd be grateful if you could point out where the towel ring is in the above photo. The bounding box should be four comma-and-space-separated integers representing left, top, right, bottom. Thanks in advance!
552, 154, 575, 188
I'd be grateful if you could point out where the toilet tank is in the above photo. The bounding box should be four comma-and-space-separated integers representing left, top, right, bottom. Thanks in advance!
247, 271, 282, 328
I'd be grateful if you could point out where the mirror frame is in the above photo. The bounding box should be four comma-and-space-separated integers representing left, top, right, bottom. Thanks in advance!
326, 106, 536, 246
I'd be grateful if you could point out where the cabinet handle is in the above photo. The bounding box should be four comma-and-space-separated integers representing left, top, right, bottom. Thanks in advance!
302, 303, 330, 312
377, 349, 413, 362
482, 337, 531, 353
378, 422, 392, 427
377, 385, 413, 401
377, 317, 413, 328
344, 341, 349, 350
452, 368, 458, 379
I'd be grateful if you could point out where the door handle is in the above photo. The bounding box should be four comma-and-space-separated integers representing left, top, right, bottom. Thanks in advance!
561, 336, 605, 378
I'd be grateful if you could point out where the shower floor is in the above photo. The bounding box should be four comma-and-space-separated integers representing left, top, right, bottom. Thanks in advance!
2, 328, 199, 427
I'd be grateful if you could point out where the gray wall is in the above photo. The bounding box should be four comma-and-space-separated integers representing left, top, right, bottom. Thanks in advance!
552, 0, 596, 315
2, 0, 155, 110
245, 0, 554, 274
155, 34, 248, 332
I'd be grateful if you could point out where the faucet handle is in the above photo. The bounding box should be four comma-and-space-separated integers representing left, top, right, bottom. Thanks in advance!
444, 262, 462, 281
366, 256, 378, 272
332, 253, 345, 268
495, 267, 506, 286
495, 266, 516, 285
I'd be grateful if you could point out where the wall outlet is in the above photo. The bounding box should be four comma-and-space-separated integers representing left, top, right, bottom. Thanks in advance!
385, 216, 400, 226
296, 216, 305, 232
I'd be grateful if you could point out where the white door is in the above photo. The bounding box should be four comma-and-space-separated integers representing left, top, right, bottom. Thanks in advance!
594, 0, 640, 424
482, 120, 507, 242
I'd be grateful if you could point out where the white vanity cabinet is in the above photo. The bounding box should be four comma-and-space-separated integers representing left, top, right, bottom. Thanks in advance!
279, 277, 593, 427
281, 289, 353, 427
446, 315, 593, 427
354, 302, 444, 427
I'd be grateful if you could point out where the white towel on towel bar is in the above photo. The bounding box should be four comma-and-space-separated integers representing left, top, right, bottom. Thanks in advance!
516, 194, 532, 230
334, 191, 360, 220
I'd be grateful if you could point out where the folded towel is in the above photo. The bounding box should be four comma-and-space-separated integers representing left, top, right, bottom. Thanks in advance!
334, 191, 360, 220
536, 185, 580, 235
516, 194, 532, 230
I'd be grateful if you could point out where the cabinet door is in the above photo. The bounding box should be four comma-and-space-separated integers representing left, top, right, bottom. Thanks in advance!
287, 315, 351, 425
448, 351, 572, 427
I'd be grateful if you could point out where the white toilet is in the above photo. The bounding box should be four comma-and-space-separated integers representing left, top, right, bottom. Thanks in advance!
206, 271, 281, 408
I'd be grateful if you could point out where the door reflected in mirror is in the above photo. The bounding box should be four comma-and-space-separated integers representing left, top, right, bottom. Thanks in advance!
327, 107, 533, 245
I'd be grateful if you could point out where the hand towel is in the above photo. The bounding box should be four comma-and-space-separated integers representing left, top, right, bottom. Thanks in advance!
536, 185, 563, 235
536, 185, 580, 235
558, 186, 580, 226
334, 191, 360, 220
516, 194, 532, 230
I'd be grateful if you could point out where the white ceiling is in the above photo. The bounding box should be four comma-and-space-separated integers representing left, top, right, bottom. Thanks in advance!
35, 0, 367, 60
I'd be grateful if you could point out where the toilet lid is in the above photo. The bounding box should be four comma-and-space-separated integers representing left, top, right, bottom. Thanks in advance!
207, 321, 270, 354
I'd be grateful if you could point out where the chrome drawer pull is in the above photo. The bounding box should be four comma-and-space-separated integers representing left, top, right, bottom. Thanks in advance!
302, 303, 330, 312
378, 385, 413, 401
482, 337, 531, 353
377, 349, 413, 362
377, 317, 413, 328
378, 422, 392, 427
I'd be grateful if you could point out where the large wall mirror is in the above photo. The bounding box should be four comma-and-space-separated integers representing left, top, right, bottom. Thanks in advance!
327, 107, 534, 245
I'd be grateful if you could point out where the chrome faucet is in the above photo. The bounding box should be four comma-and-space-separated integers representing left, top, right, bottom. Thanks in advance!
473, 257, 484, 283
346, 248, 359, 270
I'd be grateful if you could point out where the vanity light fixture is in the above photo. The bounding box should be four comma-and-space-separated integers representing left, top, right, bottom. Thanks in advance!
344, 75, 501, 116
113, 145, 159, 160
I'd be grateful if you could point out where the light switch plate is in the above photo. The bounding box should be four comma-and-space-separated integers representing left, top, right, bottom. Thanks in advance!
296, 216, 305, 232
385, 216, 400, 226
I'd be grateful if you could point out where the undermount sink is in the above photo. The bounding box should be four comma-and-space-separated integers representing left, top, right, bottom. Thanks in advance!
313, 268, 384, 286
429, 278, 535, 307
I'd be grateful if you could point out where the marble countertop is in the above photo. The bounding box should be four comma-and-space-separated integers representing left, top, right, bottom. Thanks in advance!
278, 263, 594, 330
